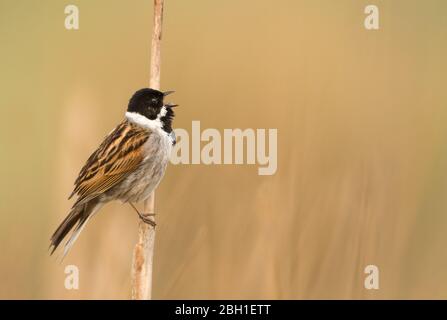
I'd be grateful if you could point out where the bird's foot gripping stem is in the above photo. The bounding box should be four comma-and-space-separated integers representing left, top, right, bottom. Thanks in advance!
137, 212, 156, 227
130, 203, 156, 227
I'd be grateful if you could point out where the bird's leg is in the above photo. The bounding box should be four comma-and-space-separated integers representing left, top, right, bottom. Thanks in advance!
129, 203, 156, 227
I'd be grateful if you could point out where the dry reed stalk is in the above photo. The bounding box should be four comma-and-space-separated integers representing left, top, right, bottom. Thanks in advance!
131, 0, 165, 300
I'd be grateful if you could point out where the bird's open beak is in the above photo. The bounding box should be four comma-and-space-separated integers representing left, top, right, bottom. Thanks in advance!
165, 102, 179, 108
163, 90, 175, 96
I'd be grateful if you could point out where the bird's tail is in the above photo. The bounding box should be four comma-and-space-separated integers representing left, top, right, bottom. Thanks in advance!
50, 200, 101, 258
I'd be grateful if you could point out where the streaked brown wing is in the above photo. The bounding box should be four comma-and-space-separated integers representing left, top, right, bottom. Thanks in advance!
69, 120, 150, 207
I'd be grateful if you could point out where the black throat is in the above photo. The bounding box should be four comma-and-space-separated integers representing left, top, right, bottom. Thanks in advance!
160, 107, 174, 133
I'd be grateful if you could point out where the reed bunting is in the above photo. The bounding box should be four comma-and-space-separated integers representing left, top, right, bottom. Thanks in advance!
50, 88, 178, 257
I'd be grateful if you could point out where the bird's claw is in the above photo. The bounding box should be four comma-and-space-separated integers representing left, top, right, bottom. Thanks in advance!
138, 212, 156, 227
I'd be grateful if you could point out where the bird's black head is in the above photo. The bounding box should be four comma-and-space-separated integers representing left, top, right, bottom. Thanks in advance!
127, 88, 177, 133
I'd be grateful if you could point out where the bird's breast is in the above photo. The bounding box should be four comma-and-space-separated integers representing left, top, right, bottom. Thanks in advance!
122, 129, 172, 202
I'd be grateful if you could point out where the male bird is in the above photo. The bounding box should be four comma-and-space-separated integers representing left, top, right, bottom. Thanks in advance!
50, 88, 178, 257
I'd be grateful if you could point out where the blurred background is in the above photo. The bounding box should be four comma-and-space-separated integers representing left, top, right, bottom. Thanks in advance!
1, 0, 447, 299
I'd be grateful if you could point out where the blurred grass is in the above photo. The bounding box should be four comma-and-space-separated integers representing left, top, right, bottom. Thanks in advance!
0, 0, 447, 299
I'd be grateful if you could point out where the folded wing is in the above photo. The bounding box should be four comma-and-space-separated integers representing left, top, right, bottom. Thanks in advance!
69, 120, 150, 207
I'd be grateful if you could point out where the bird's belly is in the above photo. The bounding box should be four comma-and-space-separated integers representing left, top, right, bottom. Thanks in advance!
125, 161, 167, 202
106, 130, 172, 203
